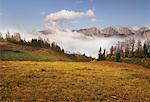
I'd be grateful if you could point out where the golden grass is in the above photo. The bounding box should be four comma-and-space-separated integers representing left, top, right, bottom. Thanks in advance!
0, 61, 150, 101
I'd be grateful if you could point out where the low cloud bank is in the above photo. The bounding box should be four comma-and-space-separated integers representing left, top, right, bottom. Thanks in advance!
0, 9, 145, 58
42, 9, 125, 57
0, 27, 125, 58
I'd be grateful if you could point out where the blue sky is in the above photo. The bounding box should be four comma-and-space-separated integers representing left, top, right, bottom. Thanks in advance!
0, 0, 150, 31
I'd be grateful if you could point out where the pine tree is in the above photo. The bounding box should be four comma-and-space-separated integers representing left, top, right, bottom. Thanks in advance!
124, 39, 130, 57
115, 42, 121, 62
110, 46, 114, 57
97, 47, 106, 61
143, 43, 147, 57
116, 52, 121, 62
103, 49, 106, 56
6, 32, 10, 41
0, 32, 3, 40
129, 38, 135, 57
97, 47, 102, 61
136, 40, 143, 57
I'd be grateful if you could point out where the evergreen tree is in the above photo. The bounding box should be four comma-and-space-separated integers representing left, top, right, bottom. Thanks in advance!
136, 40, 143, 57
115, 42, 121, 62
110, 46, 114, 56
0, 32, 3, 40
143, 43, 147, 57
97, 47, 102, 61
97, 47, 106, 61
116, 52, 121, 62
129, 38, 135, 57
124, 39, 130, 57
14, 33, 21, 41
103, 49, 106, 56
5, 32, 10, 41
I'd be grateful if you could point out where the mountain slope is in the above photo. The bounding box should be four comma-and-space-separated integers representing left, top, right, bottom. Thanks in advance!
101, 27, 119, 36
144, 30, 150, 40
73, 27, 101, 36
73, 26, 150, 38
0, 41, 93, 61
117, 27, 134, 35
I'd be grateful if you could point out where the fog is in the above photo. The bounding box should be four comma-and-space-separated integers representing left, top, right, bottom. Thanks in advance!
0, 27, 146, 58
0, 9, 146, 58
0, 27, 127, 58
41, 30, 126, 58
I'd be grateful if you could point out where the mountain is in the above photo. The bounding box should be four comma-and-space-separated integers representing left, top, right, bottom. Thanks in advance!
74, 27, 130, 37
73, 27, 101, 36
101, 27, 119, 36
117, 27, 134, 35
138, 27, 150, 33
31, 26, 150, 38
137, 27, 150, 39
74, 26, 150, 38
143, 30, 150, 40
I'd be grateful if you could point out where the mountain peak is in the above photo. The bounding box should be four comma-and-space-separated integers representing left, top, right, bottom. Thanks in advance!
74, 27, 101, 36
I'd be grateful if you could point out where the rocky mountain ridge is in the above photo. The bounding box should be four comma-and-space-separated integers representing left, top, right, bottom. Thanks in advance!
31, 26, 150, 39
73, 26, 150, 38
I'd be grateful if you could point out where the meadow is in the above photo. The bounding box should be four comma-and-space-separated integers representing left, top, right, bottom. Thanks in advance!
0, 41, 92, 62
0, 61, 150, 101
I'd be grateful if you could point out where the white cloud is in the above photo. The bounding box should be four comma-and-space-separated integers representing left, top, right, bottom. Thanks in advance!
44, 9, 95, 31
86, 9, 95, 17
45, 9, 94, 21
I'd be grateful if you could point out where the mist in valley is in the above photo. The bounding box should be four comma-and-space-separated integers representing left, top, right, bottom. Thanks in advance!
0, 9, 147, 58
1, 27, 146, 58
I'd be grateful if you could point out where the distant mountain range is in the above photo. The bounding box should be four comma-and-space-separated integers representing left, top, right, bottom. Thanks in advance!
31, 26, 150, 39
73, 26, 150, 38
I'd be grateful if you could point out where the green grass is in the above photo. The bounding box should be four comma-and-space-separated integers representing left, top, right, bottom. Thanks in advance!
0, 41, 93, 62
106, 57, 150, 68
0, 61, 150, 101
122, 58, 150, 68
0, 50, 53, 61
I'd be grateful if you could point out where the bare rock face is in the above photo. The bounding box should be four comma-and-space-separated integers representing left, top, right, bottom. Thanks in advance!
117, 27, 134, 35
143, 30, 150, 40
137, 26, 150, 39
101, 27, 119, 36
31, 26, 150, 39
138, 27, 150, 33
74, 26, 143, 37
74, 27, 101, 36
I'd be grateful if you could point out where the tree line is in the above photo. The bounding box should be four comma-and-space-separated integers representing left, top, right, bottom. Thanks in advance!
0, 32, 64, 53
98, 38, 150, 62
0, 32, 150, 62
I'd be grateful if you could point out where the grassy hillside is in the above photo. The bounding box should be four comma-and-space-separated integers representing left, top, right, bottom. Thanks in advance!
0, 61, 150, 101
106, 57, 150, 68
0, 41, 93, 62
